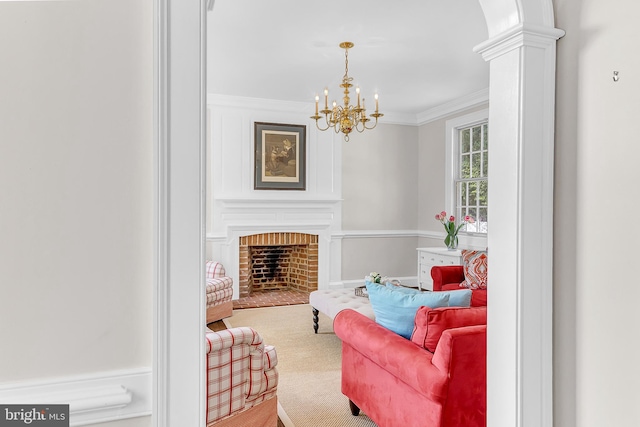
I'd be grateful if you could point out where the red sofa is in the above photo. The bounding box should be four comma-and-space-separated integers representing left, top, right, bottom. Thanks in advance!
334, 306, 487, 427
431, 265, 487, 307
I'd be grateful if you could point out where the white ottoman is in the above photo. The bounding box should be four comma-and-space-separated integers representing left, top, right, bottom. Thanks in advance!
309, 288, 375, 333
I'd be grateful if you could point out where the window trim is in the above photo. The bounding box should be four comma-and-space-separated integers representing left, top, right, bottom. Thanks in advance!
445, 108, 489, 245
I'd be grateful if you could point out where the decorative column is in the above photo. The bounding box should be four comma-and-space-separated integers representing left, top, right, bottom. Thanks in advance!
474, 23, 564, 427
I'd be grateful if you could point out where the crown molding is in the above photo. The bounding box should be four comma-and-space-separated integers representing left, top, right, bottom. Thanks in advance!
416, 88, 490, 125
206, 93, 485, 127
207, 93, 419, 125
207, 94, 310, 114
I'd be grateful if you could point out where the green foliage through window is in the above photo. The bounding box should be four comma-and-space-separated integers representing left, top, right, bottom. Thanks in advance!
457, 122, 488, 233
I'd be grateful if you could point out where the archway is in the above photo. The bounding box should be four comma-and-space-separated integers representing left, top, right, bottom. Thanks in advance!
155, 1, 564, 426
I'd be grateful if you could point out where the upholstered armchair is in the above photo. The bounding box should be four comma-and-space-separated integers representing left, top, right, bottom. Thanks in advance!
206, 261, 234, 323
206, 327, 279, 427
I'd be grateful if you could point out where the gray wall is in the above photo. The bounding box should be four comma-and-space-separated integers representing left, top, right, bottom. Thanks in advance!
417, 105, 489, 232
340, 123, 419, 281
554, 1, 640, 426
0, 1, 153, 426
342, 123, 419, 231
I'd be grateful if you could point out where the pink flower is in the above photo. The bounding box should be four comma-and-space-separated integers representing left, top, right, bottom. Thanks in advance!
465, 215, 475, 224
440, 211, 447, 218
435, 214, 441, 220
449, 216, 455, 222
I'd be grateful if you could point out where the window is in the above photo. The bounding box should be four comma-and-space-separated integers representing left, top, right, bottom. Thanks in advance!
445, 109, 489, 235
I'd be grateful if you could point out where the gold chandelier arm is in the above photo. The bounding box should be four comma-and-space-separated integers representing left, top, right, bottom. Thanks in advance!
310, 111, 335, 132
354, 114, 384, 132
313, 119, 331, 132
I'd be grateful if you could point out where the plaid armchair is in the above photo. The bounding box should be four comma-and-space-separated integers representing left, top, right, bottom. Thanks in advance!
206, 261, 234, 323
206, 327, 279, 427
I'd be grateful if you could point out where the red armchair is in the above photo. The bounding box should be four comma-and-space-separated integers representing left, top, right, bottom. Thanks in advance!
334, 307, 486, 427
431, 265, 487, 307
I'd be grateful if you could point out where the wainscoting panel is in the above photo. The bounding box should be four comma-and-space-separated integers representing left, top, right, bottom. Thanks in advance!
0, 368, 151, 426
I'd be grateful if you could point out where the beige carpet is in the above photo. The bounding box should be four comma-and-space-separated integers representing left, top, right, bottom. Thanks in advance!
224, 304, 377, 427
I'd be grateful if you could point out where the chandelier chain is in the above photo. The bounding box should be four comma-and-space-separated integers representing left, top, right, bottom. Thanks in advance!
343, 47, 349, 82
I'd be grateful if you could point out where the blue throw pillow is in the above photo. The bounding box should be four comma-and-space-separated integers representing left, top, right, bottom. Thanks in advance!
384, 283, 472, 307
384, 283, 421, 294
441, 289, 472, 307
366, 283, 450, 339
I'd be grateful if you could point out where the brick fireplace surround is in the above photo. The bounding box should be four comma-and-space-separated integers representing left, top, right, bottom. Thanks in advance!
238, 232, 318, 298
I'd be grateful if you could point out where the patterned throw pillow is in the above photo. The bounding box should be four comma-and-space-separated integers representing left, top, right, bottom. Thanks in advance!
460, 250, 488, 290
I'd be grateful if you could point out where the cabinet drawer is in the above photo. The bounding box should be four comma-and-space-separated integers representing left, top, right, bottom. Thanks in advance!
419, 266, 431, 280
417, 248, 462, 291
420, 252, 460, 265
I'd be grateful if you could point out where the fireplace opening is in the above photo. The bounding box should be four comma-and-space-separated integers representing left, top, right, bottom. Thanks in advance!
239, 232, 318, 297
250, 245, 305, 291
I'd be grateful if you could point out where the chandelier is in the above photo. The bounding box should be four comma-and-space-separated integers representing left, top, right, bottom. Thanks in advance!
310, 41, 383, 142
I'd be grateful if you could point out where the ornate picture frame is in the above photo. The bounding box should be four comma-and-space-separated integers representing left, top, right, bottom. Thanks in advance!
254, 122, 307, 190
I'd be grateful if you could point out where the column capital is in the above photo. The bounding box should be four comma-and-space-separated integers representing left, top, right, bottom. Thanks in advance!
474, 23, 565, 61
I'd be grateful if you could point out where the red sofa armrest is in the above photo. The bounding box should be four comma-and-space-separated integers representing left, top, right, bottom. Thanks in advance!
431, 265, 465, 291
432, 325, 486, 425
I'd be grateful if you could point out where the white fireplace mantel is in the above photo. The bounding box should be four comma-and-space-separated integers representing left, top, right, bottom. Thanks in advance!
209, 196, 343, 297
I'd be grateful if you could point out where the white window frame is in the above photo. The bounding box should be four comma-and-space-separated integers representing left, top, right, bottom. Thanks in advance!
445, 108, 489, 248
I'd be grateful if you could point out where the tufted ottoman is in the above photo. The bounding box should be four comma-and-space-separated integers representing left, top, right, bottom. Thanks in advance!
309, 288, 375, 333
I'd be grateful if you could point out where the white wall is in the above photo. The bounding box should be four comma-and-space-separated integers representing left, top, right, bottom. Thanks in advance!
554, 0, 640, 426
206, 99, 427, 286
0, 1, 153, 426
206, 96, 345, 290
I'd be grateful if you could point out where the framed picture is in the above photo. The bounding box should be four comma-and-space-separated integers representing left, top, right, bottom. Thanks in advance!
254, 122, 306, 190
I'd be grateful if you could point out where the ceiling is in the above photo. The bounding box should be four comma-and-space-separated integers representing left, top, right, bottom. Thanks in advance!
206, 0, 489, 120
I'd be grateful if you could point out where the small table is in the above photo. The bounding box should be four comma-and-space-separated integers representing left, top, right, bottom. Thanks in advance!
308, 289, 375, 333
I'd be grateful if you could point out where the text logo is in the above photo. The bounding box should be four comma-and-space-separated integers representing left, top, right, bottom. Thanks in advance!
0, 405, 69, 426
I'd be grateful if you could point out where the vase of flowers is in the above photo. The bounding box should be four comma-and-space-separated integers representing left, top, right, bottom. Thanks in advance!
435, 211, 475, 250
365, 272, 386, 285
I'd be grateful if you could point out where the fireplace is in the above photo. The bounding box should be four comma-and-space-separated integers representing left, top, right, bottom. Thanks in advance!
238, 232, 318, 297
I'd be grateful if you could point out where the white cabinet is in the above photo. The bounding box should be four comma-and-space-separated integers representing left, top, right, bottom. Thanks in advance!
417, 247, 463, 291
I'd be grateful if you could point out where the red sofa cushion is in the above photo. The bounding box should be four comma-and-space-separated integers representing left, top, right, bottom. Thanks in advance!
411, 306, 487, 352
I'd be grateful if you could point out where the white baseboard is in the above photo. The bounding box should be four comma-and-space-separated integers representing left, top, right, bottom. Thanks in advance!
0, 367, 152, 426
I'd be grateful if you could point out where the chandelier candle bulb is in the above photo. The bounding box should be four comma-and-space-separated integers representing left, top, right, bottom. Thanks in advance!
324, 88, 328, 110
375, 93, 379, 113
356, 87, 361, 108
315, 95, 319, 115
